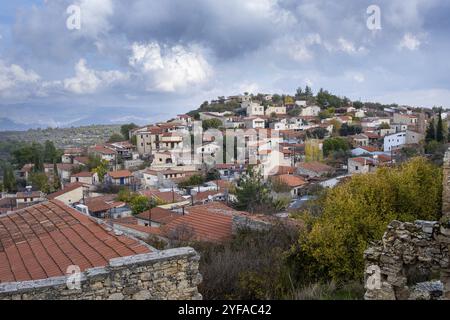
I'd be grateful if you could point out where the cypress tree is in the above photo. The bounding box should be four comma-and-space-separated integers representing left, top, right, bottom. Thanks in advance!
436, 110, 444, 142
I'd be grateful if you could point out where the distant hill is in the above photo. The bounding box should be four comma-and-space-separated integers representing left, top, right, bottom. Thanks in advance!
0, 118, 44, 131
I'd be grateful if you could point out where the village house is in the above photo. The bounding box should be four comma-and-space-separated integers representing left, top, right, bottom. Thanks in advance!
105, 170, 134, 186
273, 174, 307, 197
393, 113, 419, 126
348, 157, 377, 174
352, 134, 370, 147
296, 161, 334, 178
56, 163, 76, 182
47, 182, 86, 206
383, 130, 424, 152
244, 117, 266, 129
175, 114, 193, 126
88, 145, 117, 163
300, 105, 321, 117
70, 171, 99, 186
244, 101, 265, 117
265, 106, 286, 116
15, 189, 45, 209
61, 147, 84, 164
143, 169, 197, 187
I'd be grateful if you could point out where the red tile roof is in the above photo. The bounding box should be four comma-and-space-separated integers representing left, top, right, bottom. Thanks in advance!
297, 161, 333, 174
16, 191, 42, 199
73, 156, 89, 165
139, 189, 186, 204
275, 174, 307, 188
0, 200, 150, 283
71, 171, 95, 178
107, 170, 133, 179
162, 202, 245, 242
136, 207, 180, 225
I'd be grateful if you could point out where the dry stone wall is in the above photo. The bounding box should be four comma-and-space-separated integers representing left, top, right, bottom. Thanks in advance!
0, 247, 202, 300
364, 220, 450, 300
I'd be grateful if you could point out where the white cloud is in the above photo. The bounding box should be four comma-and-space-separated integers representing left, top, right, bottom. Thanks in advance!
64, 59, 129, 94
335, 38, 367, 55
399, 33, 421, 51
0, 60, 40, 97
129, 42, 213, 92
76, 0, 114, 38
284, 34, 322, 62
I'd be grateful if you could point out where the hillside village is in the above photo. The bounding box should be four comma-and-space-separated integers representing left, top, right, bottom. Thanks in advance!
0, 88, 449, 300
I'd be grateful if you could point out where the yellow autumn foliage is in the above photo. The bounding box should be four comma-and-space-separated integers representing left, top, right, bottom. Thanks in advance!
293, 157, 442, 282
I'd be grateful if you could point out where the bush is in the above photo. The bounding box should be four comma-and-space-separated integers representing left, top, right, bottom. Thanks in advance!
194, 223, 299, 300
289, 157, 442, 283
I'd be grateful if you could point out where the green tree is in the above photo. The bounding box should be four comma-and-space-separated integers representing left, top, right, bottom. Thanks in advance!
323, 137, 350, 157
29, 172, 50, 193
43, 140, 59, 163
202, 119, 223, 131
108, 133, 125, 143
131, 195, 150, 215
2, 164, 16, 192
31, 142, 44, 173
290, 157, 442, 283
120, 123, 139, 140
426, 119, 436, 142
234, 167, 270, 213
52, 162, 61, 191
93, 160, 109, 183
436, 110, 444, 142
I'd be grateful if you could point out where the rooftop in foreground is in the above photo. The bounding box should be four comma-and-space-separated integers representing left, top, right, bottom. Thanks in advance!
0, 200, 151, 283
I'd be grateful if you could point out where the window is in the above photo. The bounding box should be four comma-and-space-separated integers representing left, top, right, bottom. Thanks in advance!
355, 166, 359, 171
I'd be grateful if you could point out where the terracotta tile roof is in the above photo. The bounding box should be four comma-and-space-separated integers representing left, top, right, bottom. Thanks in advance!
136, 207, 180, 225
84, 196, 116, 213
0, 200, 150, 283
193, 190, 222, 202
107, 170, 133, 179
57, 163, 76, 172
47, 183, 85, 200
71, 171, 95, 178
73, 156, 89, 165
297, 161, 333, 174
275, 174, 307, 188
272, 166, 296, 175
139, 189, 186, 204
16, 191, 42, 199
162, 202, 245, 242
89, 145, 116, 155
350, 157, 376, 165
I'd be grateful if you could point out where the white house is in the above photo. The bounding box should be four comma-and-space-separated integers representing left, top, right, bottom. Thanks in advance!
300, 106, 321, 117
348, 157, 376, 174
265, 106, 286, 116
384, 132, 406, 152
47, 183, 85, 206
245, 102, 265, 117
70, 171, 98, 186
244, 117, 266, 129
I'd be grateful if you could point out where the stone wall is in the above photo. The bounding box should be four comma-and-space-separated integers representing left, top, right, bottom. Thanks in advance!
364, 220, 450, 300
0, 247, 202, 300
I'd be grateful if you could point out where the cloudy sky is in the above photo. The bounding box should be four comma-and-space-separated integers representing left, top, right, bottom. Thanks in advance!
0, 0, 449, 128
